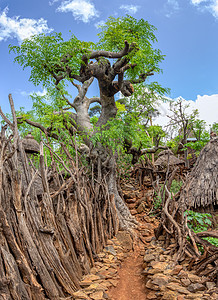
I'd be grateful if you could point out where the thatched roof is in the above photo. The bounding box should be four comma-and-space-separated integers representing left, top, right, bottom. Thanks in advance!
155, 150, 184, 168
179, 137, 218, 210
158, 149, 174, 157
22, 133, 40, 154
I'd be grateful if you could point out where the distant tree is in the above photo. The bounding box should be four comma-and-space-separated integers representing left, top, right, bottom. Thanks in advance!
9, 15, 168, 229
166, 98, 199, 167
184, 119, 210, 156
114, 84, 168, 164
211, 122, 218, 136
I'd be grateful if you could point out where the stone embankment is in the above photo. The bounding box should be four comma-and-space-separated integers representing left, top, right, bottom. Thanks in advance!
72, 231, 133, 300
143, 239, 217, 299
72, 183, 218, 300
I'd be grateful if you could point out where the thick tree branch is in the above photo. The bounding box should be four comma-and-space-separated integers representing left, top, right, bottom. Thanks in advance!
56, 78, 95, 118
72, 78, 95, 112
111, 58, 136, 82
118, 72, 124, 89
70, 73, 91, 83
113, 63, 137, 93
20, 119, 59, 140
130, 69, 154, 84
79, 77, 94, 99
141, 145, 168, 154
88, 97, 101, 106
120, 63, 137, 73
88, 40, 131, 60
124, 138, 168, 164
196, 231, 218, 239
0, 106, 14, 130
112, 57, 129, 74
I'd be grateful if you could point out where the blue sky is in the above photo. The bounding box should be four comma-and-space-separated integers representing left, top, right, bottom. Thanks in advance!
0, 0, 218, 125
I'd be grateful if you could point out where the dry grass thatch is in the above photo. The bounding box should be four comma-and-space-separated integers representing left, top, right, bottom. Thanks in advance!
155, 149, 184, 169
179, 137, 218, 210
22, 133, 40, 154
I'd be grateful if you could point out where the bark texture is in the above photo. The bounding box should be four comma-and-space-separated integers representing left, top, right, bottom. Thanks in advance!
0, 125, 119, 299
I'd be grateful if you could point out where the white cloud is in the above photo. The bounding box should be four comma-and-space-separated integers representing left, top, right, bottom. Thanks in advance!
57, 0, 99, 23
190, 0, 218, 18
164, 0, 179, 17
167, 0, 179, 9
154, 94, 218, 128
119, 5, 140, 14
211, 0, 218, 16
33, 89, 47, 97
49, 0, 59, 5
94, 20, 105, 29
191, 0, 206, 4
20, 89, 47, 97
0, 7, 52, 43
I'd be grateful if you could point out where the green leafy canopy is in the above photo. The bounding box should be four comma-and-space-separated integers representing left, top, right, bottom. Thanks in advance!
9, 15, 165, 88
9, 32, 95, 87
97, 15, 165, 79
8, 15, 169, 160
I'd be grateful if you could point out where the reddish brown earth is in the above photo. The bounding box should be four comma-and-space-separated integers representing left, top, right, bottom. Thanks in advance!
108, 185, 157, 300
108, 244, 147, 300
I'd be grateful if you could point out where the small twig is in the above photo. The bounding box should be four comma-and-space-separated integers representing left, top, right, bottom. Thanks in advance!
43, 143, 74, 178
51, 177, 74, 199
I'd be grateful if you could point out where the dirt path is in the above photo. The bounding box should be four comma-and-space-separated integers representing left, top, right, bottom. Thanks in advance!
107, 185, 157, 300
108, 244, 147, 300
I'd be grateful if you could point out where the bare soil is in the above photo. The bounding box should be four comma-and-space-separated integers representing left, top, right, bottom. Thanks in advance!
108, 244, 147, 300
107, 184, 158, 300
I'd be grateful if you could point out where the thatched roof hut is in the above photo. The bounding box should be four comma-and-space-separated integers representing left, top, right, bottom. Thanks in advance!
179, 137, 218, 211
22, 132, 40, 154
155, 149, 184, 170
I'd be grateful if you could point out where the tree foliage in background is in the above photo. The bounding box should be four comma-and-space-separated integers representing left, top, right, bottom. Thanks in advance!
9, 15, 169, 229
165, 98, 217, 162
9, 14, 168, 159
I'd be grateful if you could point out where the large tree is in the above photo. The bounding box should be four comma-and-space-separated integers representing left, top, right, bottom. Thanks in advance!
10, 15, 166, 229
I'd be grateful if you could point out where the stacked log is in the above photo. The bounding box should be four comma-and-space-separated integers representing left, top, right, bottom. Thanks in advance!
0, 126, 118, 299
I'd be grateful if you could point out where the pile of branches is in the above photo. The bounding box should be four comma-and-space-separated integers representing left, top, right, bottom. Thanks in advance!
131, 153, 186, 191
0, 96, 119, 299
131, 157, 157, 188
155, 167, 218, 285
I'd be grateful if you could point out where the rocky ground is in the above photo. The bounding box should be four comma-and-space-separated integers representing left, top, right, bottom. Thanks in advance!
71, 181, 218, 300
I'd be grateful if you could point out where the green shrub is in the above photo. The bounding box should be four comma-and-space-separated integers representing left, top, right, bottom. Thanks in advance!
153, 193, 162, 210
170, 180, 183, 195
184, 210, 218, 247
184, 210, 212, 232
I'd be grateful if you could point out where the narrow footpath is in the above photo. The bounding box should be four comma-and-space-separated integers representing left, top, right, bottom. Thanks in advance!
108, 244, 147, 300
108, 183, 156, 300
72, 182, 218, 300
